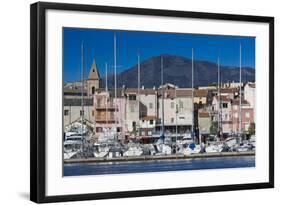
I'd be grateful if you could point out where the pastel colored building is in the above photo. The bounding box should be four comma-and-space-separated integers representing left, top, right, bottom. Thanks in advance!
231, 99, 254, 133
198, 111, 211, 135
244, 82, 255, 108
63, 57, 101, 127
93, 90, 126, 138
211, 95, 232, 134
156, 86, 193, 135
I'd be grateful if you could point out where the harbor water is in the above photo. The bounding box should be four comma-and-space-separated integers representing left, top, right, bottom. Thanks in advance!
64, 155, 255, 176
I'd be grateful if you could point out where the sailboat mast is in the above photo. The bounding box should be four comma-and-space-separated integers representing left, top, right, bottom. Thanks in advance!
105, 62, 108, 129
114, 33, 117, 135
191, 48, 194, 137
161, 57, 164, 136
239, 44, 242, 134
175, 86, 178, 147
217, 55, 220, 138
81, 42, 84, 153
138, 53, 141, 136
81, 42, 84, 123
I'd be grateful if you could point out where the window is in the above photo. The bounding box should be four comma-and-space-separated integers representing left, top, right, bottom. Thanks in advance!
80, 110, 84, 116
91, 86, 95, 94
97, 98, 101, 106
149, 103, 153, 109
149, 119, 153, 125
171, 118, 174, 123
132, 121, 136, 128
96, 127, 102, 133
129, 94, 136, 100
92, 110, 95, 116
234, 105, 238, 110
225, 114, 228, 120
110, 112, 114, 119
130, 105, 135, 112
246, 112, 250, 118
64, 110, 69, 116
222, 103, 228, 108
234, 113, 238, 118
179, 101, 183, 109
171, 102, 174, 109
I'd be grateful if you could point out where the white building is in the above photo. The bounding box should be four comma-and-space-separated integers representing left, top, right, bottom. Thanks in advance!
244, 82, 255, 108
157, 86, 193, 136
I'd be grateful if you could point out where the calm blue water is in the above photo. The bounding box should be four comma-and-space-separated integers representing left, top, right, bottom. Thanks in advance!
64, 156, 255, 176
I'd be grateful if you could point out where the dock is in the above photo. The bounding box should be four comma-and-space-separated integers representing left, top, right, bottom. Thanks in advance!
64, 151, 255, 164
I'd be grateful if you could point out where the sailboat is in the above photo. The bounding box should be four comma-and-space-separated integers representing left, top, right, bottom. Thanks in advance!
64, 42, 88, 159
182, 49, 202, 155
154, 56, 172, 155
123, 53, 144, 157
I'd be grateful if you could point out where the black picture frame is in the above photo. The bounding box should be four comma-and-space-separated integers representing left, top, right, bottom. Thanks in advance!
30, 1, 274, 203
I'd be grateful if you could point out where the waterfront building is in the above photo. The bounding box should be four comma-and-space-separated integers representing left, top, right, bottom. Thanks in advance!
244, 82, 255, 108
221, 81, 243, 88
219, 87, 239, 99
63, 57, 101, 127
211, 95, 233, 134
198, 111, 211, 135
124, 88, 140, 134
124, 87, 158, 135
63, 96, 94, 127
139, 116, 157, 136
156, 85, 193, 136
93, 89, 126, 139
194, 89, 210, 105
231, 99, 254, 133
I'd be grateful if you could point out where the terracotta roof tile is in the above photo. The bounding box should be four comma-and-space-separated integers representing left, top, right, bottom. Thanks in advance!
198, 112, 210, 118
194, 89, 208, 97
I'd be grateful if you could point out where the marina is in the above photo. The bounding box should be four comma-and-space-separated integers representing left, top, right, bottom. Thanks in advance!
63, 30, 256, 176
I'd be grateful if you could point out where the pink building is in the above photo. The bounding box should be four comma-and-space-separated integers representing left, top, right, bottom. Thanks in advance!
93, 91, 126, 137
231, 99, 254, 133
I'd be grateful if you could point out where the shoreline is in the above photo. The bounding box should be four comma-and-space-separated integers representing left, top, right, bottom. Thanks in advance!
64, 151, 255, 164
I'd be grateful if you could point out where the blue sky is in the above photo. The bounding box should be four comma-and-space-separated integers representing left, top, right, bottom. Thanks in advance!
63, 28, 255, 83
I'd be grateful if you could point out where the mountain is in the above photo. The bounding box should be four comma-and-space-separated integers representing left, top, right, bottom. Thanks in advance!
102, 54, 255, 88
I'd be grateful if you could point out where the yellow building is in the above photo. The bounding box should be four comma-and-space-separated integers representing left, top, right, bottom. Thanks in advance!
194, 89, 209, 105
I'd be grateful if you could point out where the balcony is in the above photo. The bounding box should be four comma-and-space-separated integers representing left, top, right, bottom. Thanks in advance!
95, 102, 118, 110
95, 116, 117, 123
95, 112, 118, 123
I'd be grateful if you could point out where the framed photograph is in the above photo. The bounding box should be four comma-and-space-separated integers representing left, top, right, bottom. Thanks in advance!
30, 2, 274, 203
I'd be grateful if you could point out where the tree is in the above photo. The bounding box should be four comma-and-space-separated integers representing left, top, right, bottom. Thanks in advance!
248, 122, 255, 135
210, 121, 218, 135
